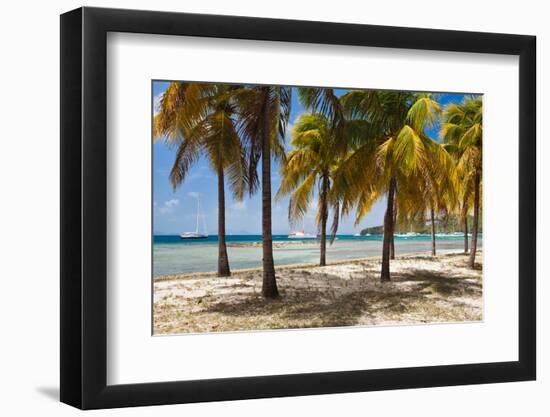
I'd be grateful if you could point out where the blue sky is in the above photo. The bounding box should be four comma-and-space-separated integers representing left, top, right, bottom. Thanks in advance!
153, 82, 471, 235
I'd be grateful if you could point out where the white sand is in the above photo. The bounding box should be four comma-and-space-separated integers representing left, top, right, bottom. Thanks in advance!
154, 251, 482, 335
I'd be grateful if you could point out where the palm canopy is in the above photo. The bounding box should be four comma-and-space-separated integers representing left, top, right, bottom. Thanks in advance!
297, 87, 344, 129
153, 83, 249, 199
276, 113, 343, 241
153, 82, 254, 277
394, 141, 458, 228
277, 112, 347, 266
154, 82, 213, 143
231, 85, 292, 196
440, 96, 483, 191
440, 96, 483, 148
440, 95, 483, 267
337, 90, 449, 224
334, 90, 457, 279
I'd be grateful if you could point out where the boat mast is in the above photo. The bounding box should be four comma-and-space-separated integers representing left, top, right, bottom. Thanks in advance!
202, 205, 207, 235
195, 197, 200, 234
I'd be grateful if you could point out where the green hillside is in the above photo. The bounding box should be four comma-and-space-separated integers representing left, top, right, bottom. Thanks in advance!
360, 215, 482, 235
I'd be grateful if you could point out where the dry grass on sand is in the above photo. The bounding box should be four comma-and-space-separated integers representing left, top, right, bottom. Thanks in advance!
153, 252, 483, 335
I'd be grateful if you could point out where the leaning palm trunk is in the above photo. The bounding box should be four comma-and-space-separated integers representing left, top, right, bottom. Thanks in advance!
463, 211, 469, 254
217, 165, 231, 277
469, 172, 481, 268
381, 177, 397, 281
319, 174, 329, 266
430, 205, 436, 256
261, 96, 278, 298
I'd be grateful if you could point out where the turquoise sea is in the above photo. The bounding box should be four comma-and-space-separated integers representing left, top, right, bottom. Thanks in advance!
153, 234, 482, 277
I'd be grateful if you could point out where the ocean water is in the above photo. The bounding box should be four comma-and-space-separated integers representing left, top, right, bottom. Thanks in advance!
153, 234, 482, 276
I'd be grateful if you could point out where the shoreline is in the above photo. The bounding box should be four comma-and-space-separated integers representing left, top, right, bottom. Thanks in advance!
154, 249, 466, 282
154, 235, 479, 248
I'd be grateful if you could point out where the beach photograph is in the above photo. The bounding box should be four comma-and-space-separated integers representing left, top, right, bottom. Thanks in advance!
152, 82, 483, 335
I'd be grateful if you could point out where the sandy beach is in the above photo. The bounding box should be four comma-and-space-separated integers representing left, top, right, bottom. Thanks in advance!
153, 251, 482, 335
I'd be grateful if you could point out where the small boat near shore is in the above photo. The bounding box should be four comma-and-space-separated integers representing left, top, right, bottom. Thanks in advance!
288, 230, 317, 239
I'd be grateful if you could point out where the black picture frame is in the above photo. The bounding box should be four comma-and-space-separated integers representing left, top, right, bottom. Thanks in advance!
60, 6, 536, 410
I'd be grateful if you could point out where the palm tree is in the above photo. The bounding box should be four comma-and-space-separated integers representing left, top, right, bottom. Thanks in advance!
234, 86, 292, 298
154, 82, 248, 277
442, 142, 474, 254
432, 144, 459, 255
276, 113, 344, 266
395, 141, 458, 256
340, 91, 442, 281
441, 96, 483, 268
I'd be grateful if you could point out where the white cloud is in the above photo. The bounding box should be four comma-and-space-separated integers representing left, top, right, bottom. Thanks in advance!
153, 93, 163, 116
165, 199, 179, 207
187, 192, 200, 199
158, 198, 179, 214
230, 201, 247, 211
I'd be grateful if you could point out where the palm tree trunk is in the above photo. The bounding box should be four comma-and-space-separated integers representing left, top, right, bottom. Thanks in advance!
261, 90, 278, 298
430, 205, 436, 256
319, 174, 329, 266
217, 165, 231, 277
381, 177, 396, 282
469, 172, 481, 268
390, 196, 396, 260
463, 212, 469, 254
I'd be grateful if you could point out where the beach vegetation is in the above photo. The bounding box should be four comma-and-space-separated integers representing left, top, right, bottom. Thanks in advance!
153, 83, 482, 295
440, 96, 483, 268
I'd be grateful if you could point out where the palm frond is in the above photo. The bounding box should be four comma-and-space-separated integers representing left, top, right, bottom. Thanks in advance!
288, 172, 317, 221
406, 96, 441, 132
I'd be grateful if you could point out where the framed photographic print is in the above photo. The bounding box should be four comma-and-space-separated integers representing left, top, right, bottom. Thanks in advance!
60, 6, 536, 409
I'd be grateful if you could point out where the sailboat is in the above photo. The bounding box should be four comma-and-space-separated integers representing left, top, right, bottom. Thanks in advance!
180, 196, 208, 239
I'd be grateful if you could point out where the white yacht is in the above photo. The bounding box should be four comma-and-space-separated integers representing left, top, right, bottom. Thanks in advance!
180, 196, 208, 240
288, 230, 317, 239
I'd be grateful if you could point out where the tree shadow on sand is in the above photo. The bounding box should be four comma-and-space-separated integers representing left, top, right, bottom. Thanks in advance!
198, 266, 481, 330
394, 269, 482, 298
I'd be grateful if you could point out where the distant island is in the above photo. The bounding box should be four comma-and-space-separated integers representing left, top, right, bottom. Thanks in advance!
360, 215, 482, 236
